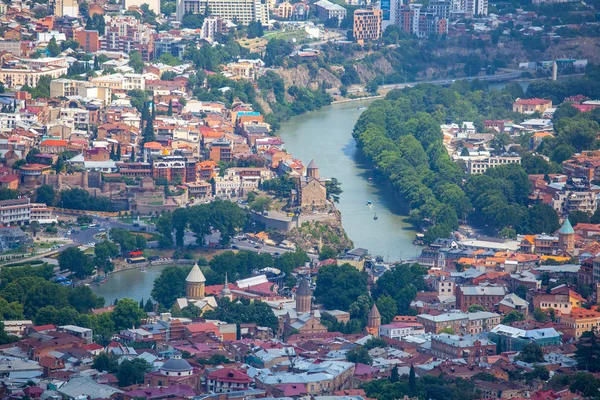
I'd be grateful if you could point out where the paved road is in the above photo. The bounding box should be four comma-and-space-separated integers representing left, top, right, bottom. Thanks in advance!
346, 69, 524, 94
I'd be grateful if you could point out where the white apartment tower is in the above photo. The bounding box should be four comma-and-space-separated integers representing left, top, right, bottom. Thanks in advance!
176, 0, 269, 24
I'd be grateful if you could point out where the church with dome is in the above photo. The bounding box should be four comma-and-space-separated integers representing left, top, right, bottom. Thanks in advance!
144, 353, 202, 390
174, 263, 219, 313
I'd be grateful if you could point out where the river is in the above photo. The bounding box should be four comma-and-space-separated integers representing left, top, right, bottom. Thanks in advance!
278, 100, 421, 262
93, 79, 533, 303
92, 265, 169, 305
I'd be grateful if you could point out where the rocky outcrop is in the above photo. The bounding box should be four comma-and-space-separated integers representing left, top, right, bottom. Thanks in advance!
274, 65, 342, 90
285, 213, 353, 253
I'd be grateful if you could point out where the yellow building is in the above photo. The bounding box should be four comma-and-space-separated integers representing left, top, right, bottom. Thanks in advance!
0, 66, 68, 88
353, 8, 382, 43
561, 308, 600, 338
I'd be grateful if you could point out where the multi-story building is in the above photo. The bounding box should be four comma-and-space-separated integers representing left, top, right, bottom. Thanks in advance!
213, 168, 272, 198
117, 162, 153, 178
464, 0, 487, 15
0, 41, 22, 56
152, 155, 188, 183
200, 17, 228, 41
154, 35, 187, 58
30, 203, 55, 223
50, 79, 112, 104
0, 64, 68, 88
563, 151, 600, 182
489, 325, 561, 351
206, 368, 252, 393
551, 177, 598, 217
0, 198, 31, 226
379, 322, 424, 339
176, 0, 269, 24
417, 311, 501, 334
512, 98, 553, 114
54, 0, 78, 17
353, 8, 382, 42
224, 59, 265, 82
209, 138, 233, 163
100, 16, 155, 61
456, 285, 507, 311
560, 308, 600, 338
430, 334, 495, 363
58, 108, 90, 131
90, 73, 146, 91
74, 29, 100, 53
467, 155, 521, 175
532, 285, 584, 316
314, 0, 347, 24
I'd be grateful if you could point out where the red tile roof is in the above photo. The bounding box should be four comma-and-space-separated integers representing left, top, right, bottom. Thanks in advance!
40, 139, 68, 147
207, 367, 252, 383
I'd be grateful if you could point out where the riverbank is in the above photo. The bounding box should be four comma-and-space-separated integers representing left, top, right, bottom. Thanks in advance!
278, 100, 421, 261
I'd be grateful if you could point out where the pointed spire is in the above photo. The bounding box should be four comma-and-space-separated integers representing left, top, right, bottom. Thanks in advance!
221, 273, 232, 296
296, 276, 311, 296
368, 303, 381, 319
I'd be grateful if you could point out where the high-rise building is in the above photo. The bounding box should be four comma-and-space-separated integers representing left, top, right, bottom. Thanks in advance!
465, 0, 488, 15
176, 0, 269, 24
100, 16, 155, 61
353, 8, 382, 43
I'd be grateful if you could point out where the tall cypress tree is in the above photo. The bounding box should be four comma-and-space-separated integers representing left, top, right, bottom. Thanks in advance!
167, 99, 173, 116
130, 149, 136, 162
409, 364, 416, 394
110, 144, 116, 160
576, 327, 600, 372
116, 143, 121, 160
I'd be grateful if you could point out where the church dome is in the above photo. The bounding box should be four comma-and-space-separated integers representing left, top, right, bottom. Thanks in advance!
161, 358, 193, 376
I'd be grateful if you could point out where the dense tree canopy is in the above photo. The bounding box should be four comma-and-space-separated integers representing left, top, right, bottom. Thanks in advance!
352, 81, 572, 241
314, 264, 369, 311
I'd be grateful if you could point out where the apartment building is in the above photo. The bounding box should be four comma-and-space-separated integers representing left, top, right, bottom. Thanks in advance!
467, 155, 521, 174
30, 203, 55, 223
532, 285, 584, 315
74, 29, 100, 52
90, 73, 146, 91
50, 79, 112, 105
379, 322, 424, 340
417, 311, 501, 334
152, 155, 190, 183
200, 17, 229, 41
455, 285, 507, 311
54, 0, 78, 17
0, 198, 31, 225
176, 0, 269, 24
100, 16, 155, 61
209, 138, 234, 163
353, 8, 383, 42
430, 334, 495, 363
0, 64, 68, 88
562, 151, 600, 182
561, 308, 600, 338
